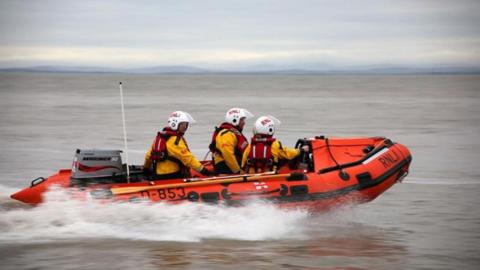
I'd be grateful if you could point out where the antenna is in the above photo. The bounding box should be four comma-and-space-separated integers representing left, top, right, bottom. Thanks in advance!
119, 82, 130, 182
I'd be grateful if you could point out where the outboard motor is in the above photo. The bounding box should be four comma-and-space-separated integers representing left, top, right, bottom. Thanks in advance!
71, 149, 126, 186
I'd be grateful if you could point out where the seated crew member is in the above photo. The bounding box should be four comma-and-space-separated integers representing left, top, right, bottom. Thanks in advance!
144, 111, 212, 179
209, 108, 254, 174
241, 115, 309, 173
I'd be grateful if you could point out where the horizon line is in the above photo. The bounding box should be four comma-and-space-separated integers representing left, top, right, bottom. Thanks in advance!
1, 65, 480, 75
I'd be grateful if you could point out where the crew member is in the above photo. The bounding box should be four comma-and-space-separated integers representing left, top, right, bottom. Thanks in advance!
144, 111, 212, 179
209, 108, 254, 174
241, 115, 309, 173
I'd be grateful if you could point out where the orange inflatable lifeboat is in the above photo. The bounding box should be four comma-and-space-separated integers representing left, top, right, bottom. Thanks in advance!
10, 136, 411, 212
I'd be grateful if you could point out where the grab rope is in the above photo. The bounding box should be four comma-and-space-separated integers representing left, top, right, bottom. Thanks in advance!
325, 137, 350, 180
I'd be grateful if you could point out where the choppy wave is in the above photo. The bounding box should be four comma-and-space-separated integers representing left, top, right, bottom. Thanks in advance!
0, 185, 309, 243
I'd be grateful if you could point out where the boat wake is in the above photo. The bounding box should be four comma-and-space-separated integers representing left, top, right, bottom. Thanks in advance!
0, 184, 309, 243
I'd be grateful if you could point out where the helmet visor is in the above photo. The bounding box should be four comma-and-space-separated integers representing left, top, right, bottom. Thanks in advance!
183, 112, 196, 124
240, 109, 254, 119
265, 115, 281, 126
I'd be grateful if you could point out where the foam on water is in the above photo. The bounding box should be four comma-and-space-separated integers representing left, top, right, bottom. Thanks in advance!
0, 185, 309, 243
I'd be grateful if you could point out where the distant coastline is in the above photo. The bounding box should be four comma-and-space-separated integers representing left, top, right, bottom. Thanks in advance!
1, 65, 479, 75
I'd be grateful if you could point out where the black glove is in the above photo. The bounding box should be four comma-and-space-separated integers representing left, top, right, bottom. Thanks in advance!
200, 167, 213, 176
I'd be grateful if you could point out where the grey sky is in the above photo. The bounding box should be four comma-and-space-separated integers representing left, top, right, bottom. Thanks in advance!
1, 0, 479, 69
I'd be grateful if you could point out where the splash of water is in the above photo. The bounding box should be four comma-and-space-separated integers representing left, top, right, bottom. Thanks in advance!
0, 185, 309, 243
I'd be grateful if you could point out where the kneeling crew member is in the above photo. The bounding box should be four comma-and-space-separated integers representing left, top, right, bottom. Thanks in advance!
209, 108, 254, 174
241, 115, 309, 173
144, 111, 212, 179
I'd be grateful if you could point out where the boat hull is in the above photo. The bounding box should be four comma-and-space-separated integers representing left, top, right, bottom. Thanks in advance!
11, 137, 412, 212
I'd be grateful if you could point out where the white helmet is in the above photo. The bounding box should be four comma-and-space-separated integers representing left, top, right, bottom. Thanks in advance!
167, 111, 196, 131
253, 115, 281, 136
225, 108, 254, 126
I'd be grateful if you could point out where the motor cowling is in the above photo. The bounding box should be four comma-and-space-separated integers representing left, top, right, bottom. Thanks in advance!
71, 149, 125, 181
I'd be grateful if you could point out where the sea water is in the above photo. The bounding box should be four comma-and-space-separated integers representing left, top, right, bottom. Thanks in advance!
0, 73, 479, 269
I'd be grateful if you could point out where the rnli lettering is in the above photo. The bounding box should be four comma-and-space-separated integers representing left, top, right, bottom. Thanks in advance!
141, 187, 186, 200
378, 152, 399, 168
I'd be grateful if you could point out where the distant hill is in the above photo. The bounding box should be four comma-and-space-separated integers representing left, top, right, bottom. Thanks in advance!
0, 65, 120, 73
127, 66, 210, 74
0, 65, 210, 74
1, 65, 479, 74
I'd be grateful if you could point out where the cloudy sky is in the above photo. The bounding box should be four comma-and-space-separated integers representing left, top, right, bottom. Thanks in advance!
1, 0, 479, 70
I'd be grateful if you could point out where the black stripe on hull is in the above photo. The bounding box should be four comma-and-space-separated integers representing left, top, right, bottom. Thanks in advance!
138, 155, 411, 206
268, 155, 412, 204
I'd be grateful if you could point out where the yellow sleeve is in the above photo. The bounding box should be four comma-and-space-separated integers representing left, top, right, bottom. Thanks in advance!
216, 131, 241, 173
167, 137, 203, 171
144, 144, 153, 169
272, 140, 300, 161
241, 145, 251, 169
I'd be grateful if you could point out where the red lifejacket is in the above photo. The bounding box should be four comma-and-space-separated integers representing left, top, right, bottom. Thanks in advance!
149, 128, 184, 172
209, 122, 248, 163
246, 136, 277, 172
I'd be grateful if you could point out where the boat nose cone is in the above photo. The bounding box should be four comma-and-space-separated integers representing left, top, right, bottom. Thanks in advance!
10, 188, 32, 204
